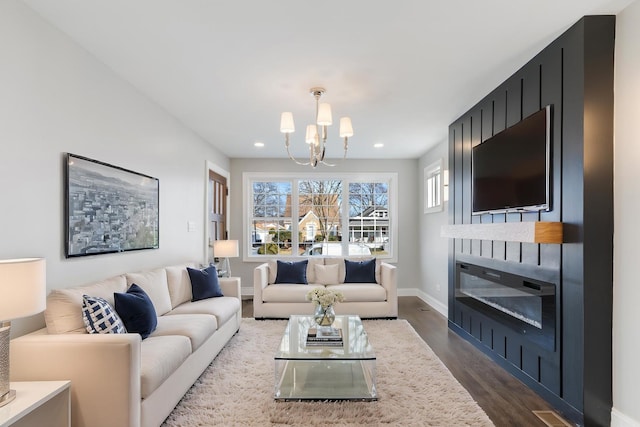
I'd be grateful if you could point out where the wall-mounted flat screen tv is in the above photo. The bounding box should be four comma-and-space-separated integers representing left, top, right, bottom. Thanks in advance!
472, 105, 551, 215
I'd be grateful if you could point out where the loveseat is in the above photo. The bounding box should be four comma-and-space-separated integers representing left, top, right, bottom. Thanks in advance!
253, 257, 397, 319
10, 262, 242, 427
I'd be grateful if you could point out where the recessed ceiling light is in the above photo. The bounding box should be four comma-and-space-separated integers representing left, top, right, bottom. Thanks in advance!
374, 143, 384, 148
254, 141, 265, 148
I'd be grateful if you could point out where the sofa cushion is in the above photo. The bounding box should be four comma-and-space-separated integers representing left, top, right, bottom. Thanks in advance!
82, 295, 127, 334
187, 266, 223, 300
327, 283, 387, 302
125, 268, 172, 316
314, 264, 340, 285
151, 314, 217, 351
344, 258, 377, 283
140, 335, 191, 399
114, 284, 158, 339
168, 297, 241, 326
165, 263, 197, 308
45, 275, 127, 334
263, 284, 325, 303
275, 260, 308, 284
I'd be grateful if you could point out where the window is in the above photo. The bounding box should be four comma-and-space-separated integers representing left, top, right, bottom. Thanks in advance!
244, 173, 397, 260
424, 159, 444, 214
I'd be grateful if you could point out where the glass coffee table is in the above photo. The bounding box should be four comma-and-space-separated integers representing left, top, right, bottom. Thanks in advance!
274, 314, 377, 401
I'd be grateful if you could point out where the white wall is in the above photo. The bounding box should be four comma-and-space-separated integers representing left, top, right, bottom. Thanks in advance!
0, 1, 229, 336
612, 1, 640, 425
417, 141, 449, 316
228, 158, 420, 295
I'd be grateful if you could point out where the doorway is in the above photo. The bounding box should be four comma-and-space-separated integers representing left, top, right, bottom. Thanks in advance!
207, 166, 229, 262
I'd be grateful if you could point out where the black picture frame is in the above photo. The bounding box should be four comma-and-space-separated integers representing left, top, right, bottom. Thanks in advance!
64, 153, 159, 258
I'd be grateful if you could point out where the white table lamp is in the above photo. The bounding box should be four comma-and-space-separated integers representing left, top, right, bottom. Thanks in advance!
212, 240, 239, 277
0, 258, 46, 407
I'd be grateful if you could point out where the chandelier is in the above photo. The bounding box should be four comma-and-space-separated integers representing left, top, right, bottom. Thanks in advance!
280, 87, 353, 168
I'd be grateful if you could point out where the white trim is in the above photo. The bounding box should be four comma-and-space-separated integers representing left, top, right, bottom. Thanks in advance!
398, 288, 448, 318
204, 161, 230, 266
612, 408, 640, 427
242, 172, 398, 263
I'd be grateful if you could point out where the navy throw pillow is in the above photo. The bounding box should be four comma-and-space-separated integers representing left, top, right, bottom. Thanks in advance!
275, 260, 308, 284
114, 284, 157, 339
187, 266, 223, 301
344, 259, 377, 283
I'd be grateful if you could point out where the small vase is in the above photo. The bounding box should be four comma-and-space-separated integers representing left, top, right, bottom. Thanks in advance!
313, 304, 336, 327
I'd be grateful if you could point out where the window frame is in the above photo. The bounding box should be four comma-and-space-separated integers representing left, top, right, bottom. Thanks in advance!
424, 159, 444, 214
243, 172, 398, 262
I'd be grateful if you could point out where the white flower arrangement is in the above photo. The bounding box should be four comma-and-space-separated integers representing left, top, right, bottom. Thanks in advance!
306, 288, 344, 309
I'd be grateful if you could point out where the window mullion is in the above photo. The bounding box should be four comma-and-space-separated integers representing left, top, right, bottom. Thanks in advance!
341, 178, 350, 254
291, 179, 300, 252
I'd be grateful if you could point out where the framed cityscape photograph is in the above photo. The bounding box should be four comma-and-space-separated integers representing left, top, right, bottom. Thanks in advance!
65, 153, 159, 257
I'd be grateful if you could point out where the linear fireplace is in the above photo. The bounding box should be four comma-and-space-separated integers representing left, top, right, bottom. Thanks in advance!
455, 263, 556, 351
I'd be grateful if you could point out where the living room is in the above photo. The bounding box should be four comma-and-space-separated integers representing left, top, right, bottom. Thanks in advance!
1, 1, 639, 426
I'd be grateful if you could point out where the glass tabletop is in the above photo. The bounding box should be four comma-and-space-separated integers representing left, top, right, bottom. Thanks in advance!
275, 315, 375, 361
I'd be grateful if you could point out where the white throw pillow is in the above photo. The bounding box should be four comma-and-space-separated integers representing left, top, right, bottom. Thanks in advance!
314, 264, 340, 285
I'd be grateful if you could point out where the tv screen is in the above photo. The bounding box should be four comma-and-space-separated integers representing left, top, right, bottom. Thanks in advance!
472, 106, 550, 215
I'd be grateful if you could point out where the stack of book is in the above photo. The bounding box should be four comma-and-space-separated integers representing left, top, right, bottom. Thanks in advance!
306, 327, 343, 347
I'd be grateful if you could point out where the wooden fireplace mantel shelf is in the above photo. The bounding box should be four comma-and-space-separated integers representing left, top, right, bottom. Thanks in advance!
440, 221, 564, 244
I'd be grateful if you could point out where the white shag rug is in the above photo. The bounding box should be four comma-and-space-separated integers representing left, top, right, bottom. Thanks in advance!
163, 319, 494, 426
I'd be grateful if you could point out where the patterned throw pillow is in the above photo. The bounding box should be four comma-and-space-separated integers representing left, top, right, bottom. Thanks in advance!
82, 295, 127, 334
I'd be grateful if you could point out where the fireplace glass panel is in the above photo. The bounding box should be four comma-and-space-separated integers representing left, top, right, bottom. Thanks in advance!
459, 271, 542, 329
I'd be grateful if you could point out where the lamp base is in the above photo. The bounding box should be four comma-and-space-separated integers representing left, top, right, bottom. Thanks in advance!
0, 322, 14, 407
0, 389, 16, 407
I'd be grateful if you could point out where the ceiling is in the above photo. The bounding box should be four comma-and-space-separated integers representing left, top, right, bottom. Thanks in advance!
23, 0, 633, 160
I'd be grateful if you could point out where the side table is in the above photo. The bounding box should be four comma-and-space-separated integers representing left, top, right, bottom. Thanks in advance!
0, 381, 70, 427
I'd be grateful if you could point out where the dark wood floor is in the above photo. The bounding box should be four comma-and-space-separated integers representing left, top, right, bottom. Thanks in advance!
242, 296, 556, 427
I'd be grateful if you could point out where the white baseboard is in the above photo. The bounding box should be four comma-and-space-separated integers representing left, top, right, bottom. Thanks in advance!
612, 408, 640, 427
398, 288, 448, 318
241, 287, 254, 298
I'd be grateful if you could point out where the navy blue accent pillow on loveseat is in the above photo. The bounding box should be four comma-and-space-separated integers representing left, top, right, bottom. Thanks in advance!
344, 258, 377, 283
275, 260, 308, 284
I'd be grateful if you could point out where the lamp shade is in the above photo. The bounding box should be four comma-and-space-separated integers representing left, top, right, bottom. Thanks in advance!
339, 117, 354, 138
305, 125, 318, 144
316, 103, 333, 126
0, 258, 46, 322
213, 240, 239, 258
280, 112, 295, 133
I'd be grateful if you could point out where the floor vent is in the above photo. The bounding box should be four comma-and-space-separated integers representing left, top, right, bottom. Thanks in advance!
532, 410, 573, 427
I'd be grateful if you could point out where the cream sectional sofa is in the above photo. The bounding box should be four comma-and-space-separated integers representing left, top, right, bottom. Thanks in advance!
253, 257, 397, 319
10, 262, 242, 427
